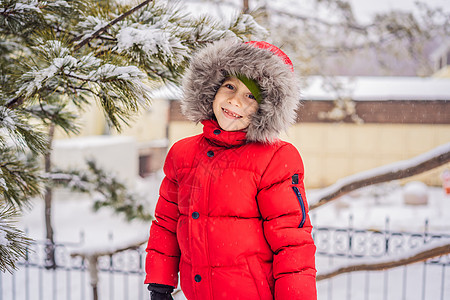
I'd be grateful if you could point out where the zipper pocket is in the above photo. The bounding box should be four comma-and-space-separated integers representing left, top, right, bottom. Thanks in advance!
291, 186, 306, 228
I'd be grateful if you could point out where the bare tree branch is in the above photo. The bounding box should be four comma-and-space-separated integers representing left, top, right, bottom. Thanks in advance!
74, 0, 153, 51
70, 240, 146, 259
317, 242, 450, 281
269, 7, 370, 33
309, 143, 450, 210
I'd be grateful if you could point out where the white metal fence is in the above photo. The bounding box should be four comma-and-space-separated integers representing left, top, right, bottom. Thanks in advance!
1, 217, 449, 300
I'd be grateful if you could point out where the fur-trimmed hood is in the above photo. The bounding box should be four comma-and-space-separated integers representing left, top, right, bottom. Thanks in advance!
181, 39, 300, 143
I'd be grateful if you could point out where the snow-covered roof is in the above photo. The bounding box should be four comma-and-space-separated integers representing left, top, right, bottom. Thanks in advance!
301, 76, 450, 101
151, 76, 450, 102
54, 135, 136, 148
149, 82, 182, 100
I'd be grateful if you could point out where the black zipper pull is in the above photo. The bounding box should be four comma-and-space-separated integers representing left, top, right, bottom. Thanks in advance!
292, 173, 299, 185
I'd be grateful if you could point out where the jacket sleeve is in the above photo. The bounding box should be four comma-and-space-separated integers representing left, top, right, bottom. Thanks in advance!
257, 143, 317, 300
144, 146, 180, 288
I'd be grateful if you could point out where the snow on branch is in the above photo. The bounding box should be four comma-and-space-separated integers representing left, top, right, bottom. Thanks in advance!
74, 0, 153, 51
70, 238, 146, 259
309, 143, 450, 210
317, 240, 450, 281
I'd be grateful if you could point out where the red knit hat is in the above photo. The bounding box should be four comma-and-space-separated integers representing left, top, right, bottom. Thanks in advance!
245, 41, 294, 72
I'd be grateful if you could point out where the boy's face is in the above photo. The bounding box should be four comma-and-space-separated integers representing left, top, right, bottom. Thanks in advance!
212, 77, 259, 132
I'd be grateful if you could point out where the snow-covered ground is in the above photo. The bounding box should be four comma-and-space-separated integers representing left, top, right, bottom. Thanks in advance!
2, 169, 449, 299
309, 182, 450, 233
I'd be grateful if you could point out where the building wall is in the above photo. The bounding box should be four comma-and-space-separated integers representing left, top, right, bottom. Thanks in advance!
54, 101, 107, 139
168, 120, 450, 188
54, 98, 169, 142
284, 123, 450, 188
113, 98, 169, 142
52, 135, 138, 184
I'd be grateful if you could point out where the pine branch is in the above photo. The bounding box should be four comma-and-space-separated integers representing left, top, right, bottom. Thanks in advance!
65, 84, 101, 97
5, 95, 23, 110
74, 0, 154, 51
0, 205, 33, 273
46, 159, 153, 222
1, 150, 42, 207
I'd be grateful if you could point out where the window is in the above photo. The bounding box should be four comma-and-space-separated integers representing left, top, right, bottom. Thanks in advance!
139, 154, 152, 178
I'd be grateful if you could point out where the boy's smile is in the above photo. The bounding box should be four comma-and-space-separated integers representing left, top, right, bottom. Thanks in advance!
221, 107, 242, 119
213, 77, 259, 131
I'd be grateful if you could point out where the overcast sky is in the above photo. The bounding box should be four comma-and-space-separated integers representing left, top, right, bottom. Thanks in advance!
349, 0, 450, 22
180, 0, 450, 24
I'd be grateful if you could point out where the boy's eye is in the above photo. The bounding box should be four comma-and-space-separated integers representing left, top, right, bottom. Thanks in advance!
248, 94, 256, 100
225, 83, 234, 90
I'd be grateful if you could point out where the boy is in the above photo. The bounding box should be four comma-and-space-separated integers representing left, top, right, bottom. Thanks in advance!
145, 39, 317, 300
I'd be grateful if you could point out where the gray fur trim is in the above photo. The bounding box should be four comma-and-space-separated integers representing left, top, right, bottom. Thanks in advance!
181, 39, 300, 143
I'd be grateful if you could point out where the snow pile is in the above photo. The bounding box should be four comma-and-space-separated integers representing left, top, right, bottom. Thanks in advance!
309, 183, 450, 233
403, 181, 429, 205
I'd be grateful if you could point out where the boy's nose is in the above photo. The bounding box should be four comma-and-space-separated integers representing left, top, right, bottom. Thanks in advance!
228, 94, 242, 107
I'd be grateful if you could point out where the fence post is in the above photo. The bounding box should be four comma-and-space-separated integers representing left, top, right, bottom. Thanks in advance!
109, 232, 114, 300
440, 265, 446, 300
384, 217, 390, 300
139, 248, 144, 300
422, 219, 429, 300
79, 230, 86, 300
12, 271, 15, 300
347, 214, 353, 300
87, 255, 99, 300
25, 228, 30, 300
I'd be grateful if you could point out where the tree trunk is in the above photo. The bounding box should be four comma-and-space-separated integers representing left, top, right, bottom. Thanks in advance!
243, 0, 249, 13
44, 124, 56, 269
92, 286, 98, 300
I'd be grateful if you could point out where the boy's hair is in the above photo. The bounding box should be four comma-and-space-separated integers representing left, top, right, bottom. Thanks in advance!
181, 39, 299, 144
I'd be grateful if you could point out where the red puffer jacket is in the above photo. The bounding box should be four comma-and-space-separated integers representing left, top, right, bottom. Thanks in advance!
145, 119, 317, 299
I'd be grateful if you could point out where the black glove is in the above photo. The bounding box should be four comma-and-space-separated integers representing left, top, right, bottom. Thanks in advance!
148, 283, 174, 300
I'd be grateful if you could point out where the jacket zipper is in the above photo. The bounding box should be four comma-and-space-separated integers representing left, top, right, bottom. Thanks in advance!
291, 186, 306, 228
